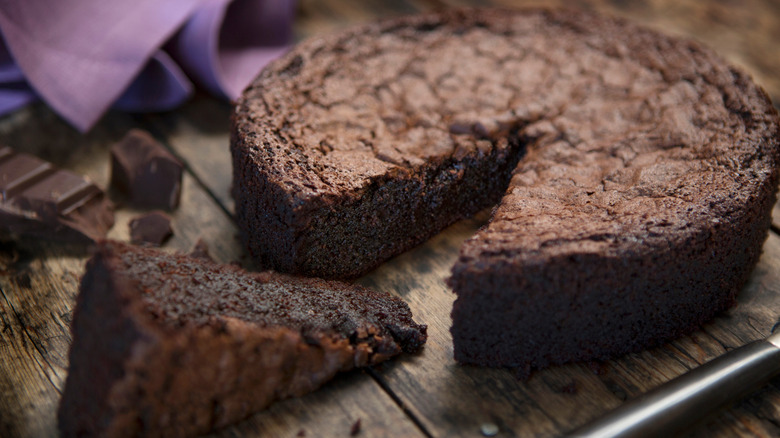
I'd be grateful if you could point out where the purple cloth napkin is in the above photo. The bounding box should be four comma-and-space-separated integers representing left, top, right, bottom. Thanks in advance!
0, 0, 295, 131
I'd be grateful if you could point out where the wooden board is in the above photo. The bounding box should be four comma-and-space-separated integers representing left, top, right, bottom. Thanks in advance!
2, 0, 780, 437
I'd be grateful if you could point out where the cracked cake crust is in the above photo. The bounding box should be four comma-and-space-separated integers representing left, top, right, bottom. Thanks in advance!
232, 8, 780, 369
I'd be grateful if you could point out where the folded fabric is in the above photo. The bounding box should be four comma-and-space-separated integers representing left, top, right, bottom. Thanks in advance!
0, 0, 295, 132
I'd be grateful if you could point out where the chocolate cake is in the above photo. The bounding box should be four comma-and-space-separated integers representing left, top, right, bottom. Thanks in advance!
231, 8, 780, 369
58, 241, 426, 437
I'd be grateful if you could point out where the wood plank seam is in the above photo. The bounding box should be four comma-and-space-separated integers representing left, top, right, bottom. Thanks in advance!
663, 342, 707, 369
365, 367, 434, 438
701, 326, 751, 352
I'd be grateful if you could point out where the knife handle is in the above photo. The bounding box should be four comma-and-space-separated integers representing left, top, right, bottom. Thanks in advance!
569, 331, 780, 437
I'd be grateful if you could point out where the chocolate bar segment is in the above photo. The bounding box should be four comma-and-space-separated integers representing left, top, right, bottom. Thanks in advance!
110, 129, 183, 210
0, 146, 114, 243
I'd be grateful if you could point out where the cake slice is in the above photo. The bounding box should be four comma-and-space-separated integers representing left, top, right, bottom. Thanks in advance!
58, 241, 426, 437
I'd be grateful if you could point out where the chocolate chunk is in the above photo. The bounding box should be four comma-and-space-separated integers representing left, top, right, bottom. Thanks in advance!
110, 129, 183, 210
350, 419, 362, 436
0, 146, 114, 243
128, 211, 173, 246
187, 238, 213, 261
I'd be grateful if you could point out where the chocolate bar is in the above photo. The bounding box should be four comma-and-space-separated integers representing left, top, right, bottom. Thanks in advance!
0, 146, 114, 243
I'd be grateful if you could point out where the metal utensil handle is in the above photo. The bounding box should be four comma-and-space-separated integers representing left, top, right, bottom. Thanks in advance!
569, 331, 780, 437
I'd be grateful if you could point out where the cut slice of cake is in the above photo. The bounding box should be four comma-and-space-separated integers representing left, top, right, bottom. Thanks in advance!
58, 241, 426, 437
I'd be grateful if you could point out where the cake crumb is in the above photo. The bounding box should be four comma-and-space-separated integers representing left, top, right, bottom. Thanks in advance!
187, 238, 213, 261
350, 418, 361, 436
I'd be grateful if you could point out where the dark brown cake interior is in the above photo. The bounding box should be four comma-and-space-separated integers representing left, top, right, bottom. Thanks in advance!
231, 120, 527, 279
59, 241, 426, 437
115, 244, 426, 351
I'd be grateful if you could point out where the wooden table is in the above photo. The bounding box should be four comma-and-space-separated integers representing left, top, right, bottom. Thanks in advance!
2, 0, 779, 436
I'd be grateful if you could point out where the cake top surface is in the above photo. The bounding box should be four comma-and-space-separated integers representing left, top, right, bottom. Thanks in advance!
234, 8, 779, 261
97, 241, 426, 350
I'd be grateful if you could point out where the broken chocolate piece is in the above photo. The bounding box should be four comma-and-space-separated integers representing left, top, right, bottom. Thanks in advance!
110, 129, 183, 210
0, 146, 114, 243
187, 238, 213, 261
350, 419, 362, 436
128, 211, 173, 246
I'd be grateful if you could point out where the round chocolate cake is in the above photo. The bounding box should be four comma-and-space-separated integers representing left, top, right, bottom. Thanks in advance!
231, 8, 780, 369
